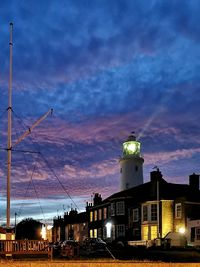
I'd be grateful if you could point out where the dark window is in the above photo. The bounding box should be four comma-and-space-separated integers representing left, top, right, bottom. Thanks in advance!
191, 227, 195, 242
135, 166, 138, 171
143, 205, 148, 222
151, 204, 157, 221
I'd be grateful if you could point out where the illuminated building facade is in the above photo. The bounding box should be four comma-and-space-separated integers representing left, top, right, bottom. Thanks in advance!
88, 170, 200, 244
53, 136, 200, 246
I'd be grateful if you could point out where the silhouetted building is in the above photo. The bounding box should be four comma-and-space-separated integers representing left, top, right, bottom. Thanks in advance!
53, 210, 88, 243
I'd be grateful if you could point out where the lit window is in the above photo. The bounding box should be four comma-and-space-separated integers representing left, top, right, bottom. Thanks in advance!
94, 210, 97, 221
116, 224, 125, 237
175, 203, 182, 219
103, 207, 107, 219
111, 203, 115, 216
133, 208, 139, 222
150, 225, 158, 239
98, 209, 102, 220
116, 201, 125, 215
94, 229, 97, 238
196, 228, 200, 240
90, 211, 93, 222
90, 229, 93, 238
151, 204, 157, 221
143, 225, 148, 240
142, 205, 148, 222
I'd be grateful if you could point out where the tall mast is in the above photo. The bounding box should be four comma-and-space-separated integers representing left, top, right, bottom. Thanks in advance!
7, 22, 13, 228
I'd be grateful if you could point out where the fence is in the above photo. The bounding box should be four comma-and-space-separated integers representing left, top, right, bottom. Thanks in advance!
0, 240, 52, 259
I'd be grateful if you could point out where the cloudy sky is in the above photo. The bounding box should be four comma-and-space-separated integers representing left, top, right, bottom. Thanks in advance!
0, 0, 200, 225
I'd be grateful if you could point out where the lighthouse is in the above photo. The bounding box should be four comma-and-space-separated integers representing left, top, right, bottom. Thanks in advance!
119, 134, 144, 191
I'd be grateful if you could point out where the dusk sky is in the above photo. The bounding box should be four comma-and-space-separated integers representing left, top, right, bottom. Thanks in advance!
0, 0, 200, 225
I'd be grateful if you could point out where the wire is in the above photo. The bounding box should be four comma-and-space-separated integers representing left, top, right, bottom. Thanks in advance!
30, 164, 46, 222
39, 152, 79, 211
12, 110, 80, 212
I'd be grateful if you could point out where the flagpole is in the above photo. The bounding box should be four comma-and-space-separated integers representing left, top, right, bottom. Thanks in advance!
7, 22, 13, 229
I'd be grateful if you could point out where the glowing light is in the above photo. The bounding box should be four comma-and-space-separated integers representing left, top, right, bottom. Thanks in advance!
41, 225, 46, 240
127, 143, 136, 153
178, 227, 186, 234
47, 225, 53, 230
106, 222, 112, 238
123, 141, 140, 156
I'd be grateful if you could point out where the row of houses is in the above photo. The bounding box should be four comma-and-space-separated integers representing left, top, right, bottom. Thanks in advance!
53, 135, 200, 247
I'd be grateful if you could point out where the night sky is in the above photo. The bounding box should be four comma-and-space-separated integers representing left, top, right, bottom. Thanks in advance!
0, 0, 200, 225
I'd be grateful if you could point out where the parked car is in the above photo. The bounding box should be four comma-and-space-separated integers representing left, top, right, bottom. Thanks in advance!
61, 240, 79, 248
83, 238, 107, 249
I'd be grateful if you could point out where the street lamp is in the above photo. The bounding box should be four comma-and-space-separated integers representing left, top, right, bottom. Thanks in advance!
178, 227, 186, 234
106, 222, 112, 238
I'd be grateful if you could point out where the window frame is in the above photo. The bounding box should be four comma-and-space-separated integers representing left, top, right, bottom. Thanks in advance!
116, 224, 125, 238
133, 208, 139, 222
142, 205, 148, 222
196, 227, 200, 241
151, 203, 157, 222
175, 203, 182, 219
110, 203, 115, 216
116, 201, 125, 215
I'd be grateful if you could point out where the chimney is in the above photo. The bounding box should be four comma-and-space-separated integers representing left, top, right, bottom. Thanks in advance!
150, 168, 163, 183
93, 193, 102, 206
189, 173, 199, 191
150, 168, 163, 197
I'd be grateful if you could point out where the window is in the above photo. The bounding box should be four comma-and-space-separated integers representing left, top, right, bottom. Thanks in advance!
90, 229, 93, 238
112, 225, 115, 240
151, 204, 157, 221
94, 229, 97, 238
175, 203, 182, 218
111, 203, 115, 216
116, 201, 125, 215
133, 208, 139, 222
196, 228, 200, 241
150, 225, 158, 239
103, 227, 106, 239
98, 228, 102, 238
135, 166, 138, 171
98, 209, 102, 220
143, 225, 148, 240
191, 227, 195, 242
90, 211, 93, 222
116, 224, 125, 238
103, 207, 107, 219
142, 205, 148, 222
94, 210, 97, 221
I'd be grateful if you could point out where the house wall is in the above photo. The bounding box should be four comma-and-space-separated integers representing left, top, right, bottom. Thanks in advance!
187, 219, 200, 246
161, 200, 174, 237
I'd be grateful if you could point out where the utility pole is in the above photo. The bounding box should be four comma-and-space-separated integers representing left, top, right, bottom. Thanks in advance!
7, 22, 13, 230
14, 212, 17, 236
5, 23, 52, 235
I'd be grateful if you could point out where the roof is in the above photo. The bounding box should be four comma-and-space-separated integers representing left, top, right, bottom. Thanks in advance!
91, 175, 200, 207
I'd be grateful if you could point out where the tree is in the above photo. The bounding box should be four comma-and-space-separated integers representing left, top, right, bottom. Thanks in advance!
16, 218, 43, 240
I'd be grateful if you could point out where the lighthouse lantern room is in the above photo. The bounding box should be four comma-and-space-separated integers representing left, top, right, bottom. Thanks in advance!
120, 134, 144, 191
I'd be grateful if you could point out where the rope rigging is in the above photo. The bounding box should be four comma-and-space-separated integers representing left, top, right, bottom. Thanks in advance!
3, 109, 80, 221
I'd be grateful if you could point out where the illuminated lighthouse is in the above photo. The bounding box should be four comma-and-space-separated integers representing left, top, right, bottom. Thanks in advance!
120, 134, 144, 191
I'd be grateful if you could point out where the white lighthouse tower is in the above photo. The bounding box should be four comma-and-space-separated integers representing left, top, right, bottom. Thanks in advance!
120, 134, 144, 191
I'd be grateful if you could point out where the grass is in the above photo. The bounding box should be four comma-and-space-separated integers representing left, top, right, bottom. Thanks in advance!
0, 260, 200, 267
